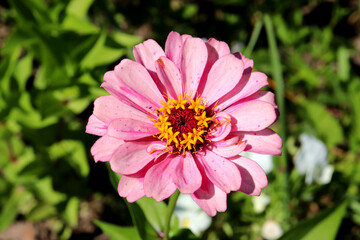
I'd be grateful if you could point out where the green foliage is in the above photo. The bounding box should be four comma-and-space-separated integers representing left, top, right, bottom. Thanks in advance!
95, 220, 142, 240
279, 201, 347, 240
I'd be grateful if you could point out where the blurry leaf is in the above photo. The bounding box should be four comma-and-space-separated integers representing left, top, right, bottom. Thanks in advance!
137, 197, 168, 231
348, 80, 360, 151
14, 53, 33, 91
0, 187, 28, 232
95, 220, 142, 240
337, 47, 350, 82
0, 46, 21, 96
172, 229, 200, 240
30, 177, 66, 205
27, 204, 57, 221
182, 4, 198, 19
111, 32, 143, 48
8, 0, 50, 25
279, 200, 347, 240
60, 226, 73, 240
49, 140, 90, 177
105, 167, 159, 240
303, 101, 344, 147
62, 15, 99, 34
125, 201, 160, 240
66, 0, 94, 19
63, 197, 80, 227
81, 32, 125, 69
8, 92, 58, 129
106, 162, 121, 190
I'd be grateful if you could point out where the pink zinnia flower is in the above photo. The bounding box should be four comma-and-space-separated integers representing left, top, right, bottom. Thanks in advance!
86, 31, 282, 216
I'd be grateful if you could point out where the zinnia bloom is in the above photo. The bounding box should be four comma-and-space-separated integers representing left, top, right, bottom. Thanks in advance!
86, 31, 282, 216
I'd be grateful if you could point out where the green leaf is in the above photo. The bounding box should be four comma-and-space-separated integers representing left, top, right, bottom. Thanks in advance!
30, 177, 66, 205
0, 46, 21, 96
125, 201, 160, 240
14, 53, 33, 91
105, 162, 121, 190
137, 197, 168, 231
337, 47, 350, 82
94, 220, 142, 240
111, 32, 143, 48
105, 164, 159, 240
279, 200, 348, 240
303, 101, 344, 147
63, 197, 80, 227
66, 0, 94, 19
62, 15, 99, 34
172, 229, 200, 240
81, 32, 125, 69
27, 204, 57, 221
348, 80, 360, 151
48, 140, 90, 177
0, 187, 28, 232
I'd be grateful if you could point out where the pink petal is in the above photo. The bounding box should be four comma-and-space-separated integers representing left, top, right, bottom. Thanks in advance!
191, 186, 227, 217
118, 176, 145, 202
107, 118, 159, 140
181, 34, 191, 43
90, 135, 124, 162
114, 59, 165, 108
190, 158, 227, 216
199, 54, 244, 106
102, 70, 158, 115
235, 52, 253, 69
197, 38, 231, 94
240, 90, 276, 107
216, 71, 269, 111
133, 39, 165, 76
165, 31, 183, 69
226, 100, 277, 131
205, 38, 231, 65
93, 95, 151, 124
173, 153, 202, 194
208, 112, 232, 142
86, 115, 107, 136
210, 135, 247, 158
146, 142, 173, 162
144, 157, 178, 201
235, 128, 282, 155
155, 57, 182, 98
110, 141, 155, 175
232, 156, 268, 196
181, 37, 208, 96
198, 150, 241, 193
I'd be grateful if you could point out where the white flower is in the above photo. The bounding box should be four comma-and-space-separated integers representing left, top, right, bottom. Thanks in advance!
174, 194, 212, 235
261, 220, 283, 240
294, 134, 334, 185
241, 152, 273, 174
252, 193, 271, 213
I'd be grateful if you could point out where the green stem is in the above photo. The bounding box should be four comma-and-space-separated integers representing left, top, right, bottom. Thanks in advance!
163, 190, 180, 240
264, 14, 290, 229
244, 17, 263, 57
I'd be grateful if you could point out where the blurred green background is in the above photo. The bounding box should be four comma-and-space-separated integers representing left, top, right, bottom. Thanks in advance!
0, 0, 359, 239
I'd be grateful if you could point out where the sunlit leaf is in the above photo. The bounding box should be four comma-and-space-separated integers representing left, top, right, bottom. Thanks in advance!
337, 47, 350, 82
279, 200, 348, 240
105, 165, 159, 240
95, 220, 142, 240
63, 197, 80, 227
303, 101, 344, 147
81, 32, 125, 69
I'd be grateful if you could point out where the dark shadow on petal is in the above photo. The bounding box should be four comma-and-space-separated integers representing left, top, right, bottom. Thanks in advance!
236, 165, 255, 195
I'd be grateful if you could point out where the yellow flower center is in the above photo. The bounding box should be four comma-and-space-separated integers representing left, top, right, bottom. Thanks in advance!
154, 94, 213, 153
